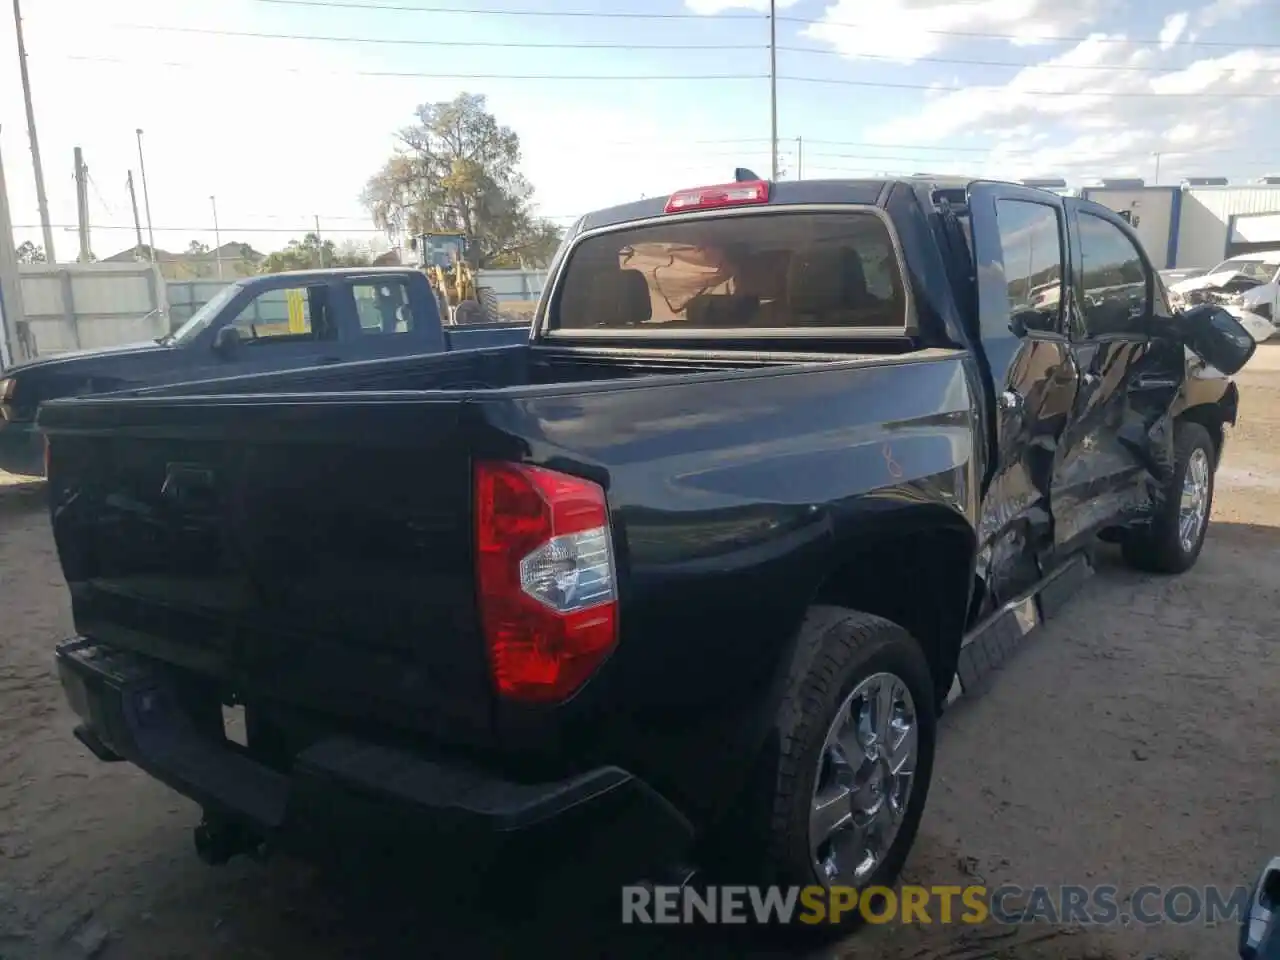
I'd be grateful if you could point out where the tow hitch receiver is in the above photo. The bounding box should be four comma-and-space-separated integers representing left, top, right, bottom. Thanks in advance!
193, 815, 268, 866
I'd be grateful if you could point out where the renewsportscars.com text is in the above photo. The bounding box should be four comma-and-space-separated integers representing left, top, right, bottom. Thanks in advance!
622, 884, 1254, 926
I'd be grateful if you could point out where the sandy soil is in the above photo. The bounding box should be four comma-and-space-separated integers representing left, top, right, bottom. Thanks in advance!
1, 345, 1277, 959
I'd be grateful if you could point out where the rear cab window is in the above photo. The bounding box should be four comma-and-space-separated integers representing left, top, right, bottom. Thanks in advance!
549, 211, 908, 334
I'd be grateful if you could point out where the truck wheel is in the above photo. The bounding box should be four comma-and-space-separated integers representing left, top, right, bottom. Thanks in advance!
757, 608, 936, 931
1122, 421, 1215, 574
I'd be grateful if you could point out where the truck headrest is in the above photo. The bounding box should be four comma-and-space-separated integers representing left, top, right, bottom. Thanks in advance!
787, 247, 871, 319
586, 267, 652, 327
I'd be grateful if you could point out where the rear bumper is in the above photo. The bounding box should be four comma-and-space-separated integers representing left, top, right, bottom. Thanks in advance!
56, 638, 692, 884
0, 419, 43, 477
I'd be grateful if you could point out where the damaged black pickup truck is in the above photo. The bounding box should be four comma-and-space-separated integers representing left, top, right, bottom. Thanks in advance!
40, 176, 1255, 923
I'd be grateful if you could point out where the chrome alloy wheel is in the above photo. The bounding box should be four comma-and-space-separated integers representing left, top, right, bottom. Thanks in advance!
1179, 447, 1211, 553
809, 672, 917, 884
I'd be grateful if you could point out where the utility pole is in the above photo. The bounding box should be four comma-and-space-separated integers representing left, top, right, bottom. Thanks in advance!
73, 147, 91, 262
14, 0, 55, 264
1152, 152, 1162, 184
126, 171, 143, 254
315, 214, 324, 267
769, 0, 778, 181
797, 136, 803, 180
0, 123, 31, 367
135, 129, 156, 262
210, 195, 222, 279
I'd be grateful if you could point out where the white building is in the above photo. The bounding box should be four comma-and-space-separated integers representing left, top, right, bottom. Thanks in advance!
1078, 179, 1280, 270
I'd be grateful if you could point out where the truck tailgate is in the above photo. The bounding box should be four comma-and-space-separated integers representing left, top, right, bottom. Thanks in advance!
41, 396, 495, 743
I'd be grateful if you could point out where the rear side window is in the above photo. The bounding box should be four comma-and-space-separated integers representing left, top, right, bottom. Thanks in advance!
352, 279, 414, 335
551, 211, 906, 332
994, 199, 1064, 335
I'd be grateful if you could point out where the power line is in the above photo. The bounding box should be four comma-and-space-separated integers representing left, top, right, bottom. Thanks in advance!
778, 45, 1280, 74
776, 14, 1280, 50
102, 23, 1280, 76
107, 24, 1280, 74
58, 56, 1280, 96
61, 55, 764, 81
15, 222, 391, 234
85, 172, 122, 220
779, 75, 1280, 98
110, 23, 765, 51
255, 0, 763, 19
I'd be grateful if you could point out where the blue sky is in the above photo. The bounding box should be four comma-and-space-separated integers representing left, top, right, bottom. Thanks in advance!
2, 0, 1277, 259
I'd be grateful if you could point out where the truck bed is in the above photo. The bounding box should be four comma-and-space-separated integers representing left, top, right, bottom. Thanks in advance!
39, 343, 972, 773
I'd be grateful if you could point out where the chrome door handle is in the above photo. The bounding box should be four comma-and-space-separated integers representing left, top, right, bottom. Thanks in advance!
998, 389, 1024, 413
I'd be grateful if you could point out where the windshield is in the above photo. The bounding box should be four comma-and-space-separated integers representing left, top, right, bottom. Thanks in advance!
551, 211, 906, 332
1208, 258, 1280, 282
163, 284, 242, 345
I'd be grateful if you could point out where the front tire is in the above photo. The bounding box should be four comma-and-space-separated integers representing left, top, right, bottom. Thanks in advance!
751, 607, 937, 933
1122, 421, 1215, 574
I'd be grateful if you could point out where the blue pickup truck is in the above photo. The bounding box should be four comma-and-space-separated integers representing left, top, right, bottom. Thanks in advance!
0, 267, 528, 476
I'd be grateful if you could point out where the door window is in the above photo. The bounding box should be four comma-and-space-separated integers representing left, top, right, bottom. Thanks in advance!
994, 199, 1064, 335
1077, 213, 1149, 338
352, 279, 414, 335
227, 284, 335, 343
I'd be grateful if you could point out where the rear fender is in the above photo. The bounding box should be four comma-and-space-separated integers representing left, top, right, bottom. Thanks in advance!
703, 511, 976, 835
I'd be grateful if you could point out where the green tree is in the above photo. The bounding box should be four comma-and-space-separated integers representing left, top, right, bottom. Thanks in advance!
16, 241, 46, 264
260, 233, 374, 273
362, 93, 563, 269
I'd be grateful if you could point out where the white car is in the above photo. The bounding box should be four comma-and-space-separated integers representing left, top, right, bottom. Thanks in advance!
1167, 253, 1280, 343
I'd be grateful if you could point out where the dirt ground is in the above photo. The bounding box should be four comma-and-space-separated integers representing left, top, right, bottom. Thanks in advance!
1, 346, 1277, 960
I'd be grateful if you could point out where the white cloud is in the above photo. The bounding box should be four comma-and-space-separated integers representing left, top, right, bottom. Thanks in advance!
1196, 0, 1263, 30
1159, 12, 1189, 50
863, 34, 1280, 182
797, 0, 1105, 63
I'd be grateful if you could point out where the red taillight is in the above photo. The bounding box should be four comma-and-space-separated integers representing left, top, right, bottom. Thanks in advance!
43, 436, 50, 478
475, 461, 617, 704
665, 179, 770, 214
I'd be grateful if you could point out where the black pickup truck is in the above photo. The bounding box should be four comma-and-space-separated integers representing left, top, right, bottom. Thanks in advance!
0, 267, 527, 476
40, 176, 1254, 922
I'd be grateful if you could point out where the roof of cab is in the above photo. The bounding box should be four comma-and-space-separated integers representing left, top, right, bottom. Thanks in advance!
575, 178, 903, 233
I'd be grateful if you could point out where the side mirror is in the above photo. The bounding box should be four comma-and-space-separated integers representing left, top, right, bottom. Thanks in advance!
1177, 303, 1257, 375
1241, 858, 1279, 960
212, 325, 242, 357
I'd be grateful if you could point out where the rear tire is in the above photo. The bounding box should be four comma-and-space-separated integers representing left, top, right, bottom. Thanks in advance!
1121, 421, 1215, 574
742, 607, 937, 935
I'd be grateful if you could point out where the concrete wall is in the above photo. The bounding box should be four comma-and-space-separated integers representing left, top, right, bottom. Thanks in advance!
1079, 187, 1177, 268
1175, 185, 1280, 268
18, 262, 168, 359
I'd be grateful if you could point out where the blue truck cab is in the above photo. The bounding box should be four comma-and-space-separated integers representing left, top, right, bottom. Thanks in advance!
0, 266, 528, 476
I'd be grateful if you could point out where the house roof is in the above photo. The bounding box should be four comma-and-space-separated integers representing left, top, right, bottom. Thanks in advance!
102, 242, 264, 263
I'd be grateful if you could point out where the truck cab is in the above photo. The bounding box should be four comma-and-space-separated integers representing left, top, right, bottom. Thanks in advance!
0, 267, 529, 476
